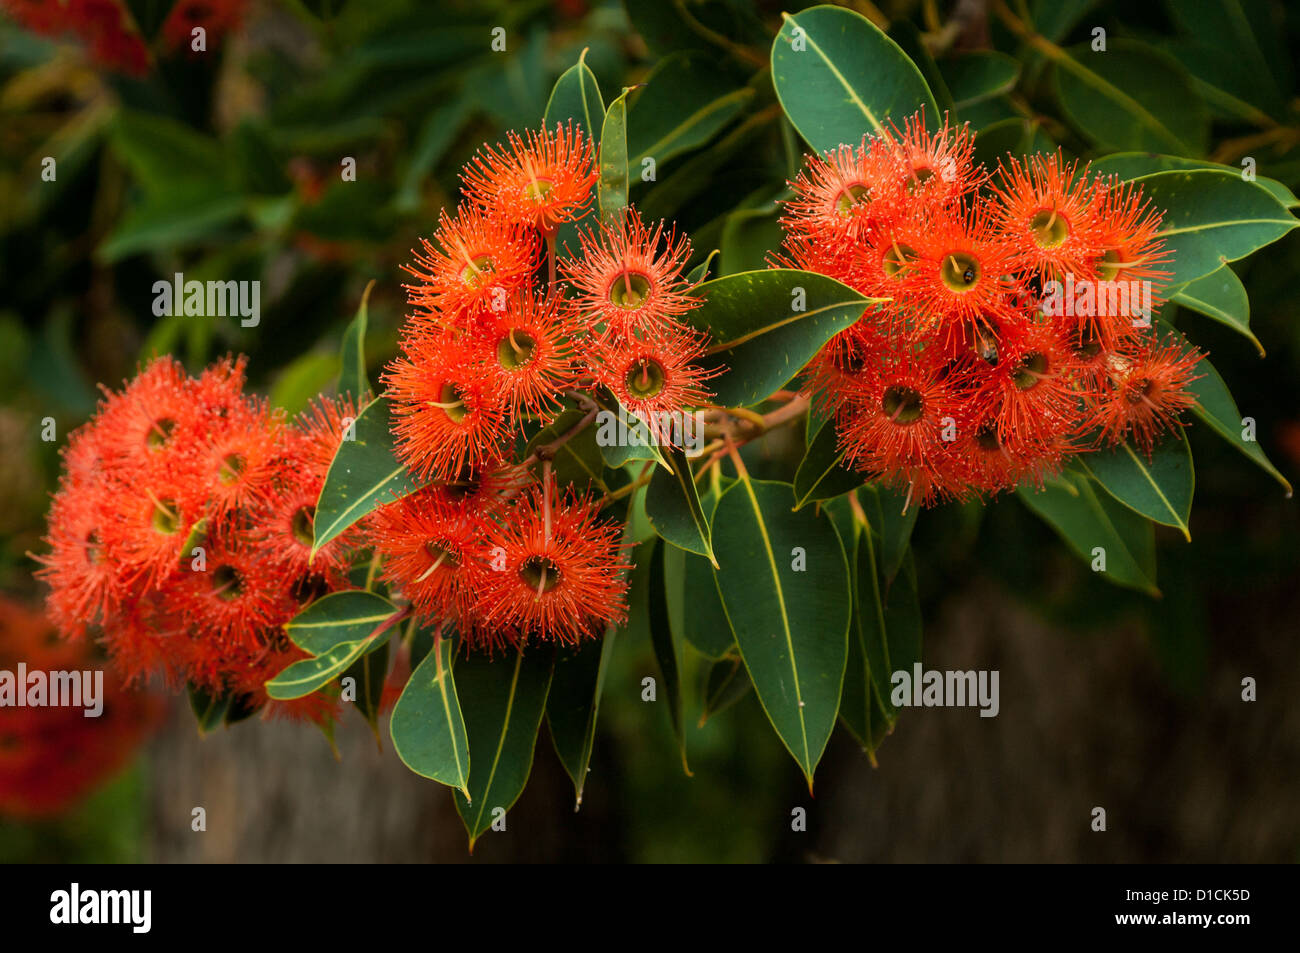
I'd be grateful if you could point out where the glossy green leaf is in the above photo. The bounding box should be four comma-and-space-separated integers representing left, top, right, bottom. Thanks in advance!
686, 269, 877, 407
771, 4, 939, 154
269, 591, 399, 700
188, 683, 232, 736
454, 648, 554, 848
648, 539, 690, 774
971, 117, 1055, 170
1090, 152, 1298, 209
270, 352, 340, 416
338, 281, 373, 401
598, 88, 630, 221
594, 400, 669, 470
1081, 432, 1194, 540
887, 19, 954, 116
312, 396, 428, 555
391, 630, 469, 797
663, 506, 735, 661
942, 51, 1021, 108
1157, 321, 1291, 494
699, 653, 752, 727
793, 418, 864, 508
98, 187, 244, 263
858, 484, 919, 586
686, 250, 720, 285
1132, 170, 1298, 288
712, 479, 850, 787
546, 631, 617, 808
343, 639, 389, 735
1052, 40, 1208, 156
544, 50, 606, 140
628, 51, 753, 170
545, 52, 606, 258
1017, 472, 1159, 595
719, 204, 785, 277
525, 407, 607, 490
1171, 265, 1261, 355
645, 445, 715, 563
842, 529, 921, 752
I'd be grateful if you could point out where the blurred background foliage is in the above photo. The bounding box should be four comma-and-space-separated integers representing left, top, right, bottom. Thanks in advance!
1, 0, 1297, 862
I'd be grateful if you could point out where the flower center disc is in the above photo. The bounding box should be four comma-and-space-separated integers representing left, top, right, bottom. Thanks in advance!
882, 243, 916, 278
291, 505, 315, 546
1030, 209, 1069, 248
147, 418, 176, 450
460, 254, 496, 289
424, 540, 460, 570
218, 452, 245, 485
1126, 378, 1155, 404
519, 555, 561, 593
975, 420, 1001, 451
151, 499, 180, 534
906, 167, 935, 193
496, 329, 537, 370
835, 183, 871, 215
1096, 248, 1122, 283
1013, 352, 1048, 390
940, 253, 981, 293
439, 383, 468, 424
212, 564, 243, 602
609, 273, 652, 309
881, 384, 924, 424
626, 357, 667, 399
525, 178, 554, 202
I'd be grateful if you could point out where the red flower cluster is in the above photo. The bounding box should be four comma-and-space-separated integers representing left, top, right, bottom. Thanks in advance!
379, 123, 712, 645
36, 356, 359, 722
0, 596, 162, 820
778, 113, 1202, 506
1, 0, 247, 74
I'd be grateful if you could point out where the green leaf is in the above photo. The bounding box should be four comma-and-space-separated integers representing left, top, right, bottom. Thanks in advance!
1080, 432, 1194, 540
941, 51, 1021, 109
546, 631, 617, 808
859, 484, 919, 586
1090, 153, 1298, 210
686, 250, 720, 285
598, 88, 630, 221
712, 479, 850, 788
772, 4, 939, 154
686, 269, 877, 407
628, 51, 754, 170
188, 683, 231, 736
718, 203, 785, 277
111, 110, 230, 193
699, 653, 752, 727
1132, 170, 1298, 288
453, 648, 554, 849
343, 639, 390, 735
645, 445, 715, 563
98, 187, 244, 263
971, 117, 1055, 171
793, 418, 864, 509
842, 528, 922, 752
887, 19, 955, 117
525, 407, 607, 491
544, 49, 606, 140
1169, 266, 1261, 355
1156, 321, 1291, 494
648, 539, 690, 774
1051, 39, 1208, 156
269, 591, 399, 700
395, 99, 471, 212
546, 52, 606, 258
339, 280, 373, 400
594, 401, 670, 470
1017, 472, 1159, 595
312, 396, 429, 555
390, 630, 469, 798
663, 512, 735, 661
270, 352, 339, 416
